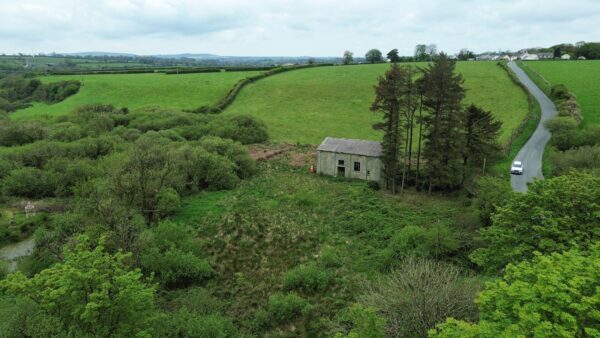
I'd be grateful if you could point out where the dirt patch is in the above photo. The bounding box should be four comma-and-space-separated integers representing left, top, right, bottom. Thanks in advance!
289, 151, 316, 168
248, 144, 294, 161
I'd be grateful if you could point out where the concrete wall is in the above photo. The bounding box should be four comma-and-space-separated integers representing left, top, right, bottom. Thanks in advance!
317, 151, 382, 182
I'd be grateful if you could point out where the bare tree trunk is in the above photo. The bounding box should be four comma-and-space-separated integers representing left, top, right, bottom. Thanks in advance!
415, 96, 424, 190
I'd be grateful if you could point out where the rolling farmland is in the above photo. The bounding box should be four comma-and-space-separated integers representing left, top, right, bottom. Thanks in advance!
225, 62, 529, 144
10, 71, 259, 120
523, 60, 600, 128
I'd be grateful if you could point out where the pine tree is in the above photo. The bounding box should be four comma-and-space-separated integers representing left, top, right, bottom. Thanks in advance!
371, 63, 406, 193
420, 53, 465, 193
462, 104, 502, 184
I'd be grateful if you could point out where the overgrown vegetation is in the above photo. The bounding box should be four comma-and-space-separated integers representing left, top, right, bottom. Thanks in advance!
0, 75, 80, 112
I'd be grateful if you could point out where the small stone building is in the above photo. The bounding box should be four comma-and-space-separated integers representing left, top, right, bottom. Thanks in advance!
316, 137, 383, 182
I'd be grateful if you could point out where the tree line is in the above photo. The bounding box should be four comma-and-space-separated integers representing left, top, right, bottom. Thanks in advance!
371, 53, 501, 193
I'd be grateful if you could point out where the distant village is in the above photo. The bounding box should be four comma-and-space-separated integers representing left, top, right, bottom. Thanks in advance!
474, 50, 585, 61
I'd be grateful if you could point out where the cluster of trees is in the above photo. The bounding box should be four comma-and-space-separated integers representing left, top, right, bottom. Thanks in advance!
551, 41, 600, 59
0, 101, 271, 336
372, 54, 502, 193
0, 75, 80, 112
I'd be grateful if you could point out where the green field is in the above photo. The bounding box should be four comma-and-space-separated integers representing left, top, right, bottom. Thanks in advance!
523, 61, 600, 128
224, 62, 529, 144
11, 71, 259, 120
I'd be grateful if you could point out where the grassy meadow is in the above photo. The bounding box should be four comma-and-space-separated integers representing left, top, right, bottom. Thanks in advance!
523, 60, 600, 128
10, 71, 259, 120
225, 62, 529, 144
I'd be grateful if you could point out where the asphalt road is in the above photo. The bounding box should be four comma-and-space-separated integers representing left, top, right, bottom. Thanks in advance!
507, 61, 558, 192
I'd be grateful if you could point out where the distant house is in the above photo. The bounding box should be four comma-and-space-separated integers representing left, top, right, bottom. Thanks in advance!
520, 52, 539, 61
538, 52, 554, 60
316, 137, 383, 182
501, 55, 511, 61
561, 54, 572, 60
578, 56, 587, 60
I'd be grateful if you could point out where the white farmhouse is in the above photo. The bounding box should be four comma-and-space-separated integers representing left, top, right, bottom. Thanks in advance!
561, 54, 572, 60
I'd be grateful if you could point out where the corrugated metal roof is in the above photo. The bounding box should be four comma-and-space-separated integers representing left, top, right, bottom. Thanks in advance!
317, 137, 382, 157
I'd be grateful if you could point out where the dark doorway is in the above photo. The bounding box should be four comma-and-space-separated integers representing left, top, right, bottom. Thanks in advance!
337, 166, 345, 177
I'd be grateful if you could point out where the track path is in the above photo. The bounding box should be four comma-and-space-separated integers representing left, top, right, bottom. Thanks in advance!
507, 61, 557, 192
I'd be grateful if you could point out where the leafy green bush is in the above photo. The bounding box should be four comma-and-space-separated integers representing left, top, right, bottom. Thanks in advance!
0, 121, 48, 146
207, 115, 269, 144
160, 310, 239, 338
431, 245, 600, 337
2, 167, 57, 198
139, 222, 214, 288
551, 145, 600, 176
471, 171, 600, 272
474, 176, 513, 226
335, 304, 385, 338
283, 262, 330, 293
198, 136, 257, 178
267, 293, 312, 324
381, 224, 460, 270
545, 117, 579, 150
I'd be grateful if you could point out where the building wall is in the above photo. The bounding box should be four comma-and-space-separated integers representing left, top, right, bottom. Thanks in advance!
317, 151, 382, 182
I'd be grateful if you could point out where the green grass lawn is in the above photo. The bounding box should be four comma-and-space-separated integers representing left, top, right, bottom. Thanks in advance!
11, 71, 259, 120
523, 60, 600, 128
224, 62, 529, 144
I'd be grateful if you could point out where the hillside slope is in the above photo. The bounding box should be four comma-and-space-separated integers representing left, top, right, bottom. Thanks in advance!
523, 60, 600, 128
11, 71, 259, 120
224, 62, 529, 144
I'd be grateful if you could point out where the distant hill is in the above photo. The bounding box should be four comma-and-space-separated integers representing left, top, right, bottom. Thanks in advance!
64, 52, 138, 57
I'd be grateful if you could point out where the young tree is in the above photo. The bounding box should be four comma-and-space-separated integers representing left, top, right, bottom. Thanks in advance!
420, 53, 466, 192
431, 245, 600, 337
365, 49, 383, 63
342, 50, 354, 65
0, 236, 158, 337
457, 48, 475, 61
461, 104, 502, 183
414, 44, 427, 61
386, 49, 400, 63
371, 63, 406, 193
470, 171, 600, 273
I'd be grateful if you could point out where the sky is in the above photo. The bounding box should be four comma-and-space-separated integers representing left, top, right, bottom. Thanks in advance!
1, 0, 599, 57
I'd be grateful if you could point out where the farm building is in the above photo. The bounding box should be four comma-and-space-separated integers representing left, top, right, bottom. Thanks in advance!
316, 137, 383, 182
561, 54, 572, 60
520, 52, 539, 61
538, 52, 554, 60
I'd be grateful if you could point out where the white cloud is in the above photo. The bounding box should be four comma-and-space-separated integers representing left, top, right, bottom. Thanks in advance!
0, 0, 598, 55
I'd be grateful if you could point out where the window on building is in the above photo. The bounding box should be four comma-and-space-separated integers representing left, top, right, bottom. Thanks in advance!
354, 162, 361, 172
338, 159, 344, 166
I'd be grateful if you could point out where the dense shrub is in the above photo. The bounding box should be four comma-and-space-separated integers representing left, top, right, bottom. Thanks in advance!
178, 146, 240, 191
198, 136, 257, 178
283, 262, 330, 293
160, 310, 239, 338
2, 167, 57, 198
381, 225, 460, 270
474, 176, 513, 225
431, 245, 600, 337
266, 293, 312, 324
545, 116, 579, 150
48, 122, 83, 142
139, 222, 214, 288
551, 144, 600, 176
362, 258, 480, 337
207, 115, 269, 144
471, 171, 600, 272
0, 121, 48, 146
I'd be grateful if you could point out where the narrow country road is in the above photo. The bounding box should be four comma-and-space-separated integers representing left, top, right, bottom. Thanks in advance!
507, 61, 558, 192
